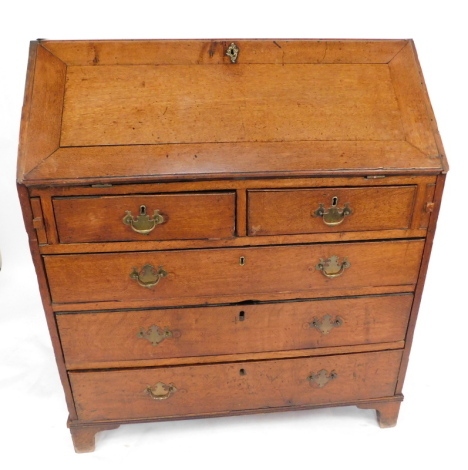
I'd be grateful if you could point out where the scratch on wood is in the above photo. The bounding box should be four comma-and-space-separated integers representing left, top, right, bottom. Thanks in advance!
163, 106, 168, 115
273, 41, 282, 49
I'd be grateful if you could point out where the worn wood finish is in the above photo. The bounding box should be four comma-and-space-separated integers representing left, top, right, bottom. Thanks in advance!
17, 39, 446, 451
41, 39, 408, 66
29, 175, 437, 198
61, 64, 403, 147
396, 174, 446, 394
62, 341, 405, 371
38, 229, 429, 255
50, 285, 416, 313
17, 44, 66, 181
68, 422, 120, 453
248, 185, 417, 235
389, 42, 439, 157
24, 141, 441, 186
16, 184, 78, 419
69, 350, 403, 421
57, 294, 412, 368
44, 240, 424, 304
357, 400, 402, 428
53, 192, 235, 243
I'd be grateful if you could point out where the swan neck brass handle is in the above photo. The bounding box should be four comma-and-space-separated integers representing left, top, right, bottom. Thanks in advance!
309, 315, 343, 335
316, 255, 350, 279
307, 369, 338, 388
145, 382, 177, 400
123, 205, 164, 235
313, 197, 352, 226
130, 264, 167, 288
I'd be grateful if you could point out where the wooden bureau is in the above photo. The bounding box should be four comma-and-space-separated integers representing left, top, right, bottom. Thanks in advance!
17, 39, 447, 452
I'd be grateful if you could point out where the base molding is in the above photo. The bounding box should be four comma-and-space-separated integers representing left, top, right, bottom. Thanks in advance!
67, 395, 404, 452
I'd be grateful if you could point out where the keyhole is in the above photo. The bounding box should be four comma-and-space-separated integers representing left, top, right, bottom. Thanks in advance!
239, 256, 246, 266
139, 205, 147, 215
239, 368, 246, 376
239, 311, 245, 321
332, 197, 338, 206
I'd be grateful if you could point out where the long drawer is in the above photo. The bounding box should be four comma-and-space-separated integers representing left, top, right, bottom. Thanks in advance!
69, 349, 403, 421
58, 294, 412, 368
44, 240, 424, 304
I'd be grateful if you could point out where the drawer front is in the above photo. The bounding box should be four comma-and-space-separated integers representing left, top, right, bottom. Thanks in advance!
69, 350, 403, 421
53, 192, 236, 243
248, 186, 417, 235
59, 295, 412, 368
45, 240, 424, 304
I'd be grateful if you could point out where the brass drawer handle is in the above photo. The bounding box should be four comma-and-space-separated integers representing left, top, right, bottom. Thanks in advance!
130, 264, 167, 288
307, 369, 338, 388
309, 315, 343, 335
316, 255, 350, 279
123, 205, 164, 235
138, 325, 175, 345
145, 382, 177, 400
313, 197, 352, 226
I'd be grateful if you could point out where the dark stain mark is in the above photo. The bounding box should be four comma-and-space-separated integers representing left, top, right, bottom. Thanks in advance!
208, 41, 218, 58
273, 41, 282, 49
141, 81, 146, 87
194, 155, 198, 158
92, 45, 100, 65
166, 155, 169, 158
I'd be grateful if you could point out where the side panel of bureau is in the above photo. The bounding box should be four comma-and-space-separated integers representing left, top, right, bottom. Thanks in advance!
69, 350, 403, 421
44, 240, 425, 304
57, 294, 413, 368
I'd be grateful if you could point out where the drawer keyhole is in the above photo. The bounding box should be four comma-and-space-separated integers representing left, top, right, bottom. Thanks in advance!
239, 368, 247, 376
239, 311, 245, 321
332, 196, 338, 206
239, 256, 246, 266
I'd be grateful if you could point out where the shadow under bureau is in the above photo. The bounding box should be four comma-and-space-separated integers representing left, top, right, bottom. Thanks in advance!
17, 39, 447, 452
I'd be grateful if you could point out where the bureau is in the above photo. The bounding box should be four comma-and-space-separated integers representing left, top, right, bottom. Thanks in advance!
17, 39, 447, 452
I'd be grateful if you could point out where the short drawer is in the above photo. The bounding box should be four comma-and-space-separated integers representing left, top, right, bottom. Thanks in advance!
44, 240, 424, 304
58, 295, 412, 368
53, 192, 236, 243
248, 186, 417, 235
69, 349, 403, 421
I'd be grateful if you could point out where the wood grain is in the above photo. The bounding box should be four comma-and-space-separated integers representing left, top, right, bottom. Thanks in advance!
61, 64, 403, 147
248, 185, 417, 235
41, 39, 408, 66
389, 42, 439, 156
57, 294, 412, 368
69, 350, 403, 421
16, 184, 78, 419
44, 240, 424, 304
53, 192, 235, 243
17, 44, 66, 180
24, 141, 441, 186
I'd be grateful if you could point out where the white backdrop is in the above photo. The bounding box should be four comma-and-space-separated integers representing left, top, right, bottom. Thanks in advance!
0, 2, 465, 468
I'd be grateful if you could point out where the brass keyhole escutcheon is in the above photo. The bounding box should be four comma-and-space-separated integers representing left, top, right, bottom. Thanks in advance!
226, 43, 239, 63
